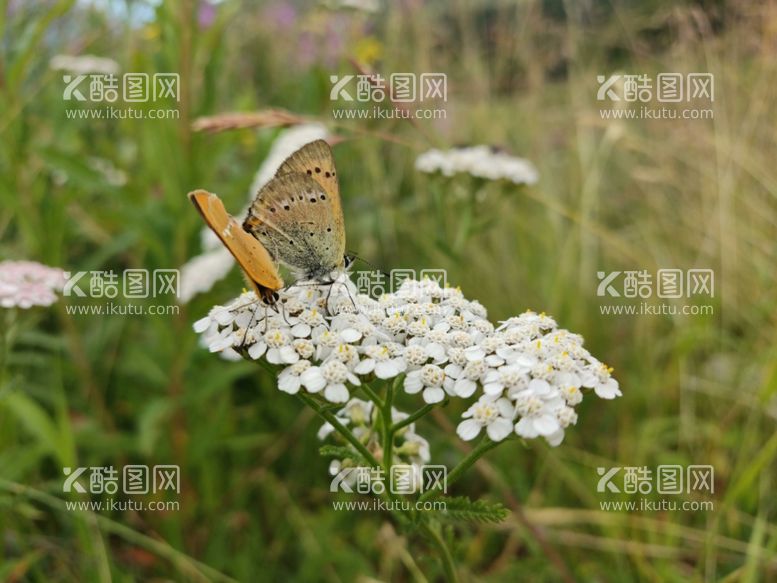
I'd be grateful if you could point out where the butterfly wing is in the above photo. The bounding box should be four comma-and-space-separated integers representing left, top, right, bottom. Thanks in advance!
275, 140, 341, 208
188, 190, 283, 299
244, 140, 346, 280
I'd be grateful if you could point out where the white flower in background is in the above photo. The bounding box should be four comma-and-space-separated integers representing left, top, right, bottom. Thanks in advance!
194, 277, 620, 443
0, 260, 66, 309
49, 54, 120, 75
415, 145, 539, 185
87, 157, 127, 186
179, 123, 329, 302
179, 247, 235, 303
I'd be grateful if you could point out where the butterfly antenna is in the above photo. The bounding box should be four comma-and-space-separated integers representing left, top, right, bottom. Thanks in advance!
347, 251, 390, 279
263, 302, 271, 334
324, 280, 335, 317
278, 299, 292, 326
339, 277, 359, 313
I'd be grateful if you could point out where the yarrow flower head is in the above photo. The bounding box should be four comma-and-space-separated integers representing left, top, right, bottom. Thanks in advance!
415, 145, 539, 185
194, 276, 620, 446
0, 260, 66, 309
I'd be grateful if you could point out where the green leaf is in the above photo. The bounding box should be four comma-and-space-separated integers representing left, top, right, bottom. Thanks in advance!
1, 391, 69, 466
434, 496, 509, 525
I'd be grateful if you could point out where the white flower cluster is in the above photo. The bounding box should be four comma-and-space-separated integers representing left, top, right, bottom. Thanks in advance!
0, 260, 66, 309
415, 146, 539, 185
319, 398, 430, 477
194, 276, 619, 446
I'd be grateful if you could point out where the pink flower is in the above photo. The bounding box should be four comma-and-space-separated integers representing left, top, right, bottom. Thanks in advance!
0, 260, 66, 309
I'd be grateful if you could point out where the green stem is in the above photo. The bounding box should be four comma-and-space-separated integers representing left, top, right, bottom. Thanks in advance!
391, 403, 435, 435
420, 522, 458, 583
360, 383, 385, 409
418, 436, 500, 503
382, 383, 394, 474
296, 392, 380, 468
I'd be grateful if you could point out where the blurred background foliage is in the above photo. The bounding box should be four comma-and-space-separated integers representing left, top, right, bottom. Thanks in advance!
1, 0, 776, 580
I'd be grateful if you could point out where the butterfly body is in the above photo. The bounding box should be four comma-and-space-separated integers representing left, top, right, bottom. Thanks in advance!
243, 140, 346, 281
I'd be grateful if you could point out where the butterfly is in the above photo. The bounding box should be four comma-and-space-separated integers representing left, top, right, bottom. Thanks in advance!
242, 139, 348, 282
188, 189, 284, 304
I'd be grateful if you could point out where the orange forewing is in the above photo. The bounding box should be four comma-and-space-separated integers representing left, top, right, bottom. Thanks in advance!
188, 190, 283, 302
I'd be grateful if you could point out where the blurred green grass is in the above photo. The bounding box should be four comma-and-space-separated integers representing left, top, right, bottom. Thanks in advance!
1, 0, 776, 581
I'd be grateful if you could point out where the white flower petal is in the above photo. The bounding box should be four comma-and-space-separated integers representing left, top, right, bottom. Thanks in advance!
486, 418, 513, 442
278, 374, 301, 394
595, 378, 622, 399
545, 428, 565, 447
212, 308, 235, 326
354, 359, 375, 375
279, 345, 300, 364
515, 417, 539, 438
340, 328, 362, 342
454, 378, 477, 398
423, 387, 445, 404
456, 419, 482, 441
534, 414, 560, 436
496, 398, 515, 418
248, 342, 267, 360
404, 372, 423, 394
291, 323, 312, 338
464, 346, 485, 361
324, 383, 349, 403
528, 378, 552, 396
375, 360, 400, 379
301, 368, 326, 393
